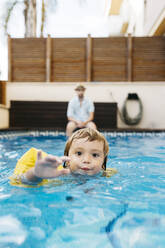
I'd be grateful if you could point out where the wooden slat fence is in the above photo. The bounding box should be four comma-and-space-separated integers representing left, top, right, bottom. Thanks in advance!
8, 36, 165, 82
92, 37, 127, 81
0, 81, 6, 105
52, 38, 86, 82
10, 38, 46, 82
133, 37, 165, 81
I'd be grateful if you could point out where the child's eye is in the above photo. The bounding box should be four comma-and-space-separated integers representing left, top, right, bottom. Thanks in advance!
76, 151, 82, 156
92, 153, 99, 158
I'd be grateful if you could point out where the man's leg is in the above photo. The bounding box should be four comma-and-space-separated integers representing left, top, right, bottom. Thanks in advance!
66, 121, 77, 137
86, 121, 97, 130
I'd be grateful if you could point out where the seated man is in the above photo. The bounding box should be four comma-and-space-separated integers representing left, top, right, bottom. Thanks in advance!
66, 84, 97, 137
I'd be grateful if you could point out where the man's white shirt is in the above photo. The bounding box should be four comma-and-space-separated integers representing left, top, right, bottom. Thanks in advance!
67, 96, 94, 122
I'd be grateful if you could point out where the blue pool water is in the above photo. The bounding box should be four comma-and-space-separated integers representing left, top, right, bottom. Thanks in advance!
0, 131, 165, 248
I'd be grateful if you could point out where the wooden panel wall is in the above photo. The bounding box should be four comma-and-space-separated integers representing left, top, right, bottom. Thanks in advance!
133, 37, 165, 81
12, 38, 46, 82
9, 36, 165, 82
92, 37, 127, 81
0, 81, 6, 105
52, 38, 86, 82
9, 101, 117, 130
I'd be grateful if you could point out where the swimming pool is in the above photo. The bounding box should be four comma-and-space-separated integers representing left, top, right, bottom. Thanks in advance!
0, 131, 165, 248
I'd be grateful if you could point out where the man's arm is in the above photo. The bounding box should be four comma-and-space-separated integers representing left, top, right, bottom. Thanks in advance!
67, 116, 78, 124
67, 100, 75, 121
83, 99, 95, 126
83, 112, 94, 126
67, 99, 80, 124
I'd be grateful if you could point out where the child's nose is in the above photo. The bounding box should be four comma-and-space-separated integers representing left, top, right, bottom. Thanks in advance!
83, 154, 91, 163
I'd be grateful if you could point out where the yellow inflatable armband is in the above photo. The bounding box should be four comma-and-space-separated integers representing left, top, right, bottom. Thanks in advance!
102, 168, 118, 177
9, 147, 63, 187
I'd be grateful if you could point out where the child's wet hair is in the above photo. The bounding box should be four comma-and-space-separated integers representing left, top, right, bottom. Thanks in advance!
64, 128, 109, 170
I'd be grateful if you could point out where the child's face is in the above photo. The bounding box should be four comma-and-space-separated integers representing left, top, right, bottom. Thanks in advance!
68, 138, 105, 175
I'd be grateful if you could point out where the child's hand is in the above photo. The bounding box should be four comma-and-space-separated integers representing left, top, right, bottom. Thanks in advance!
34, 151, 71, 179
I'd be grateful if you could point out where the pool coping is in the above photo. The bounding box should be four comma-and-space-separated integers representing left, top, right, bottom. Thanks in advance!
1, 127, 165, 139
1, 127, 165, 133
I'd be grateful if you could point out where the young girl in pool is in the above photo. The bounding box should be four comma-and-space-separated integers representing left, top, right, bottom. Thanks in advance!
10, 128, 117, 186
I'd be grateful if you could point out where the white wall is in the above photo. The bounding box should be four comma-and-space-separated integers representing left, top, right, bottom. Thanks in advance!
5, 82, 165, 130
127, 0, 144, 36
144, 0, 165, 35
0, 105, 9, 129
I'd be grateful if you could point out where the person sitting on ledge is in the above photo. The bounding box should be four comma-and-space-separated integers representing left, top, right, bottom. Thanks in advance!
9, 128, 117, 187
66, 84, 97, 137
